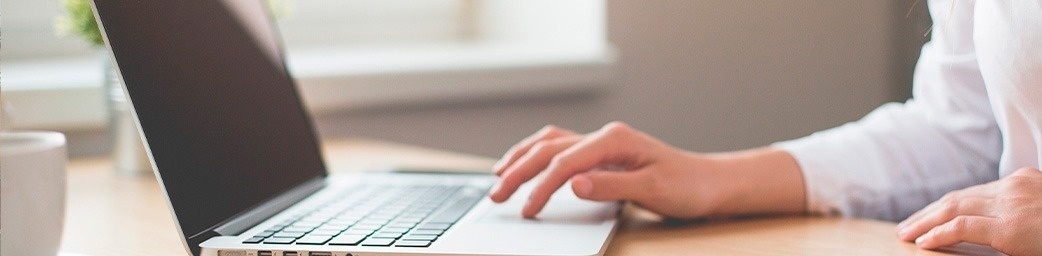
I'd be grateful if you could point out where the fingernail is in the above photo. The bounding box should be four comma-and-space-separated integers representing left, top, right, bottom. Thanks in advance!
488, 183, 503, 200
915, 236, 926, 245
490, 183, 500, 194
522, 200, 536, 217
572, 175, 593, 197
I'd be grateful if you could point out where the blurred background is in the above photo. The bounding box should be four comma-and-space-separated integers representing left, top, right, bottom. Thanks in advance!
2, 0, 931, 158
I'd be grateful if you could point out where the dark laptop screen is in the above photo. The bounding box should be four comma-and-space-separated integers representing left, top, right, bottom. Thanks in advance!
92, 0, 326, 239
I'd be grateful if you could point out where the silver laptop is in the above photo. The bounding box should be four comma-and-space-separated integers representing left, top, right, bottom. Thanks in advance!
89, 0, 619, 255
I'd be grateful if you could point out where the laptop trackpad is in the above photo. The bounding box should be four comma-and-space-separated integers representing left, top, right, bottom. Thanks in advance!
477, 182, 618, 225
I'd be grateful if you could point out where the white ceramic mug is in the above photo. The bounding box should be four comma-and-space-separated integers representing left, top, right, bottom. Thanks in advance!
1, 131, 67, 256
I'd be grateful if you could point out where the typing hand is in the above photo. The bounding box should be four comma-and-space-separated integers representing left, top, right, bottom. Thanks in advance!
897, 168, 1042, 256
486, 122, 726, 219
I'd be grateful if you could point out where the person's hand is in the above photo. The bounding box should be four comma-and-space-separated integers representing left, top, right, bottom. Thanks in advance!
487, 122, 716, 218
486, 122, 807, 219
897, 167, 1042, 255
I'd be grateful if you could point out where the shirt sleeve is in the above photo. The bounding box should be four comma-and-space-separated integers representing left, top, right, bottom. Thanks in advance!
773, 24, 1003, 220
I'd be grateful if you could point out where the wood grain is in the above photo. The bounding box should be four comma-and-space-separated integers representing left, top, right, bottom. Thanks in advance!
59, 138, 1000, 255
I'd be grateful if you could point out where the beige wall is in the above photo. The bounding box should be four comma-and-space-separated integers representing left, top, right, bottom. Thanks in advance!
313, 1, 932, 157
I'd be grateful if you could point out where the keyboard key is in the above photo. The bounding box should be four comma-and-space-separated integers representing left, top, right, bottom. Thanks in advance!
415, 223, 450, 230
352, 224, 383, 230
327, 235, 366, 246
295, 235, 333, 245
400, 213, 428, 219
313, 209, 341, 215
383, 206, 407, 211
367, 214, 396, 221
371, 232, 404, 238
272, 232, 306, 238
348, 225, 380, 231
394, 240, 432, 247
394, 217, 423, 223
326, 220, 357, 226
254, 231, 275, 237
385, 222, 417, 228
342, 229, 376, 235
377, 227, 410, 233
333, 213, 362, 219
400, 234, 437, 241
243, 236, 265, 244
316, 224, 349, 231
408, 209, 434, 215
359, 219, 388, 225
341, 209, 370, 215
309, 230, 341, 236
408, 229, 443, 236
262, 237, 296, 244
300, 216, 330, 223
337, 214, 366, 220
281, 226, 314, 233
360, 238, 395, 246
292, 221, 323, 228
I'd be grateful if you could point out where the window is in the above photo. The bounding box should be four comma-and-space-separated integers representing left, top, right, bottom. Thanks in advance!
278, 0, 471, 47
2, 0, 613, 130
3, 0, 97, 60
1, 0, 477, 60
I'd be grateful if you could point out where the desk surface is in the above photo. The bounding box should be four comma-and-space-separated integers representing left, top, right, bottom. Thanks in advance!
60, 138, 1001, 256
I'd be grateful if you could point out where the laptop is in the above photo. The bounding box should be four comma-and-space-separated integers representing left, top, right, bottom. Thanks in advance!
89, 0, 619, 255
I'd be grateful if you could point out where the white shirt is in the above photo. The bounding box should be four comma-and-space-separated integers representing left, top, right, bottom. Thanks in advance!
775, 0, 1042, 221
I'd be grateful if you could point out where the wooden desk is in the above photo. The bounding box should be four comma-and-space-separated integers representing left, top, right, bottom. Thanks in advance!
60, 139, 1001, 256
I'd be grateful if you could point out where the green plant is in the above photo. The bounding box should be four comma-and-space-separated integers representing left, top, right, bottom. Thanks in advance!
55, 0, 103, 46
56, 0, 291, 46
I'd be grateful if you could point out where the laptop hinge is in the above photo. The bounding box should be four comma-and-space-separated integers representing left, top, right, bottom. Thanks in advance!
208, 177, 326, 237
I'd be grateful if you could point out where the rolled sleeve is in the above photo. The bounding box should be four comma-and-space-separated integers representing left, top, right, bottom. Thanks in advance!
774, 134, 848, 217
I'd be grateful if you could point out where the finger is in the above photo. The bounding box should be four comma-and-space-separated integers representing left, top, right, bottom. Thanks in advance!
571, 170, 650, 201
898, 184, 997, 230
489, 136, 582, 203
898, 197, 993, 241
523, 122, 645, 218
900, 200, 943, 232
494, 125, 577, 176
916, 216, 997, 249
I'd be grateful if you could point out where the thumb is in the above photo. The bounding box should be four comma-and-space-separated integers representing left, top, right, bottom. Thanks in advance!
571, 171, 648, 201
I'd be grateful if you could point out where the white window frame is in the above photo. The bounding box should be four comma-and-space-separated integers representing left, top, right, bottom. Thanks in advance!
1, 0, 615, 131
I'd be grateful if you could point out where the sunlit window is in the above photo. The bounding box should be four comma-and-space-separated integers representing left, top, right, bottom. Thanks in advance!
1, 0, 478, 60
1, 0, 610, 130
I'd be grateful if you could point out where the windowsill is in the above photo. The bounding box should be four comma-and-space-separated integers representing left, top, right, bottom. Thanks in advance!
2, 41, 616, 131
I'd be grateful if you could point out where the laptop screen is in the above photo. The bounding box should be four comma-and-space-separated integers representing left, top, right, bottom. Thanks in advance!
92, 0, 326, 239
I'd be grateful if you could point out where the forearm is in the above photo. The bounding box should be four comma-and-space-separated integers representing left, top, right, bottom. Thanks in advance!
698, 147, 807, 216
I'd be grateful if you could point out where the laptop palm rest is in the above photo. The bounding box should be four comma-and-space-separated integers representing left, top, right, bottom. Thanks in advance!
477, 182, 619, 225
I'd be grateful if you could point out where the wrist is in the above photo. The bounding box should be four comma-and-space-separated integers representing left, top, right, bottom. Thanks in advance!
700, 147, 807, 216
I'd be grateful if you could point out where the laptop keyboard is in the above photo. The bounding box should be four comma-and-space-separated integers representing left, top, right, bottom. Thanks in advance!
243, 182, 490, 247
